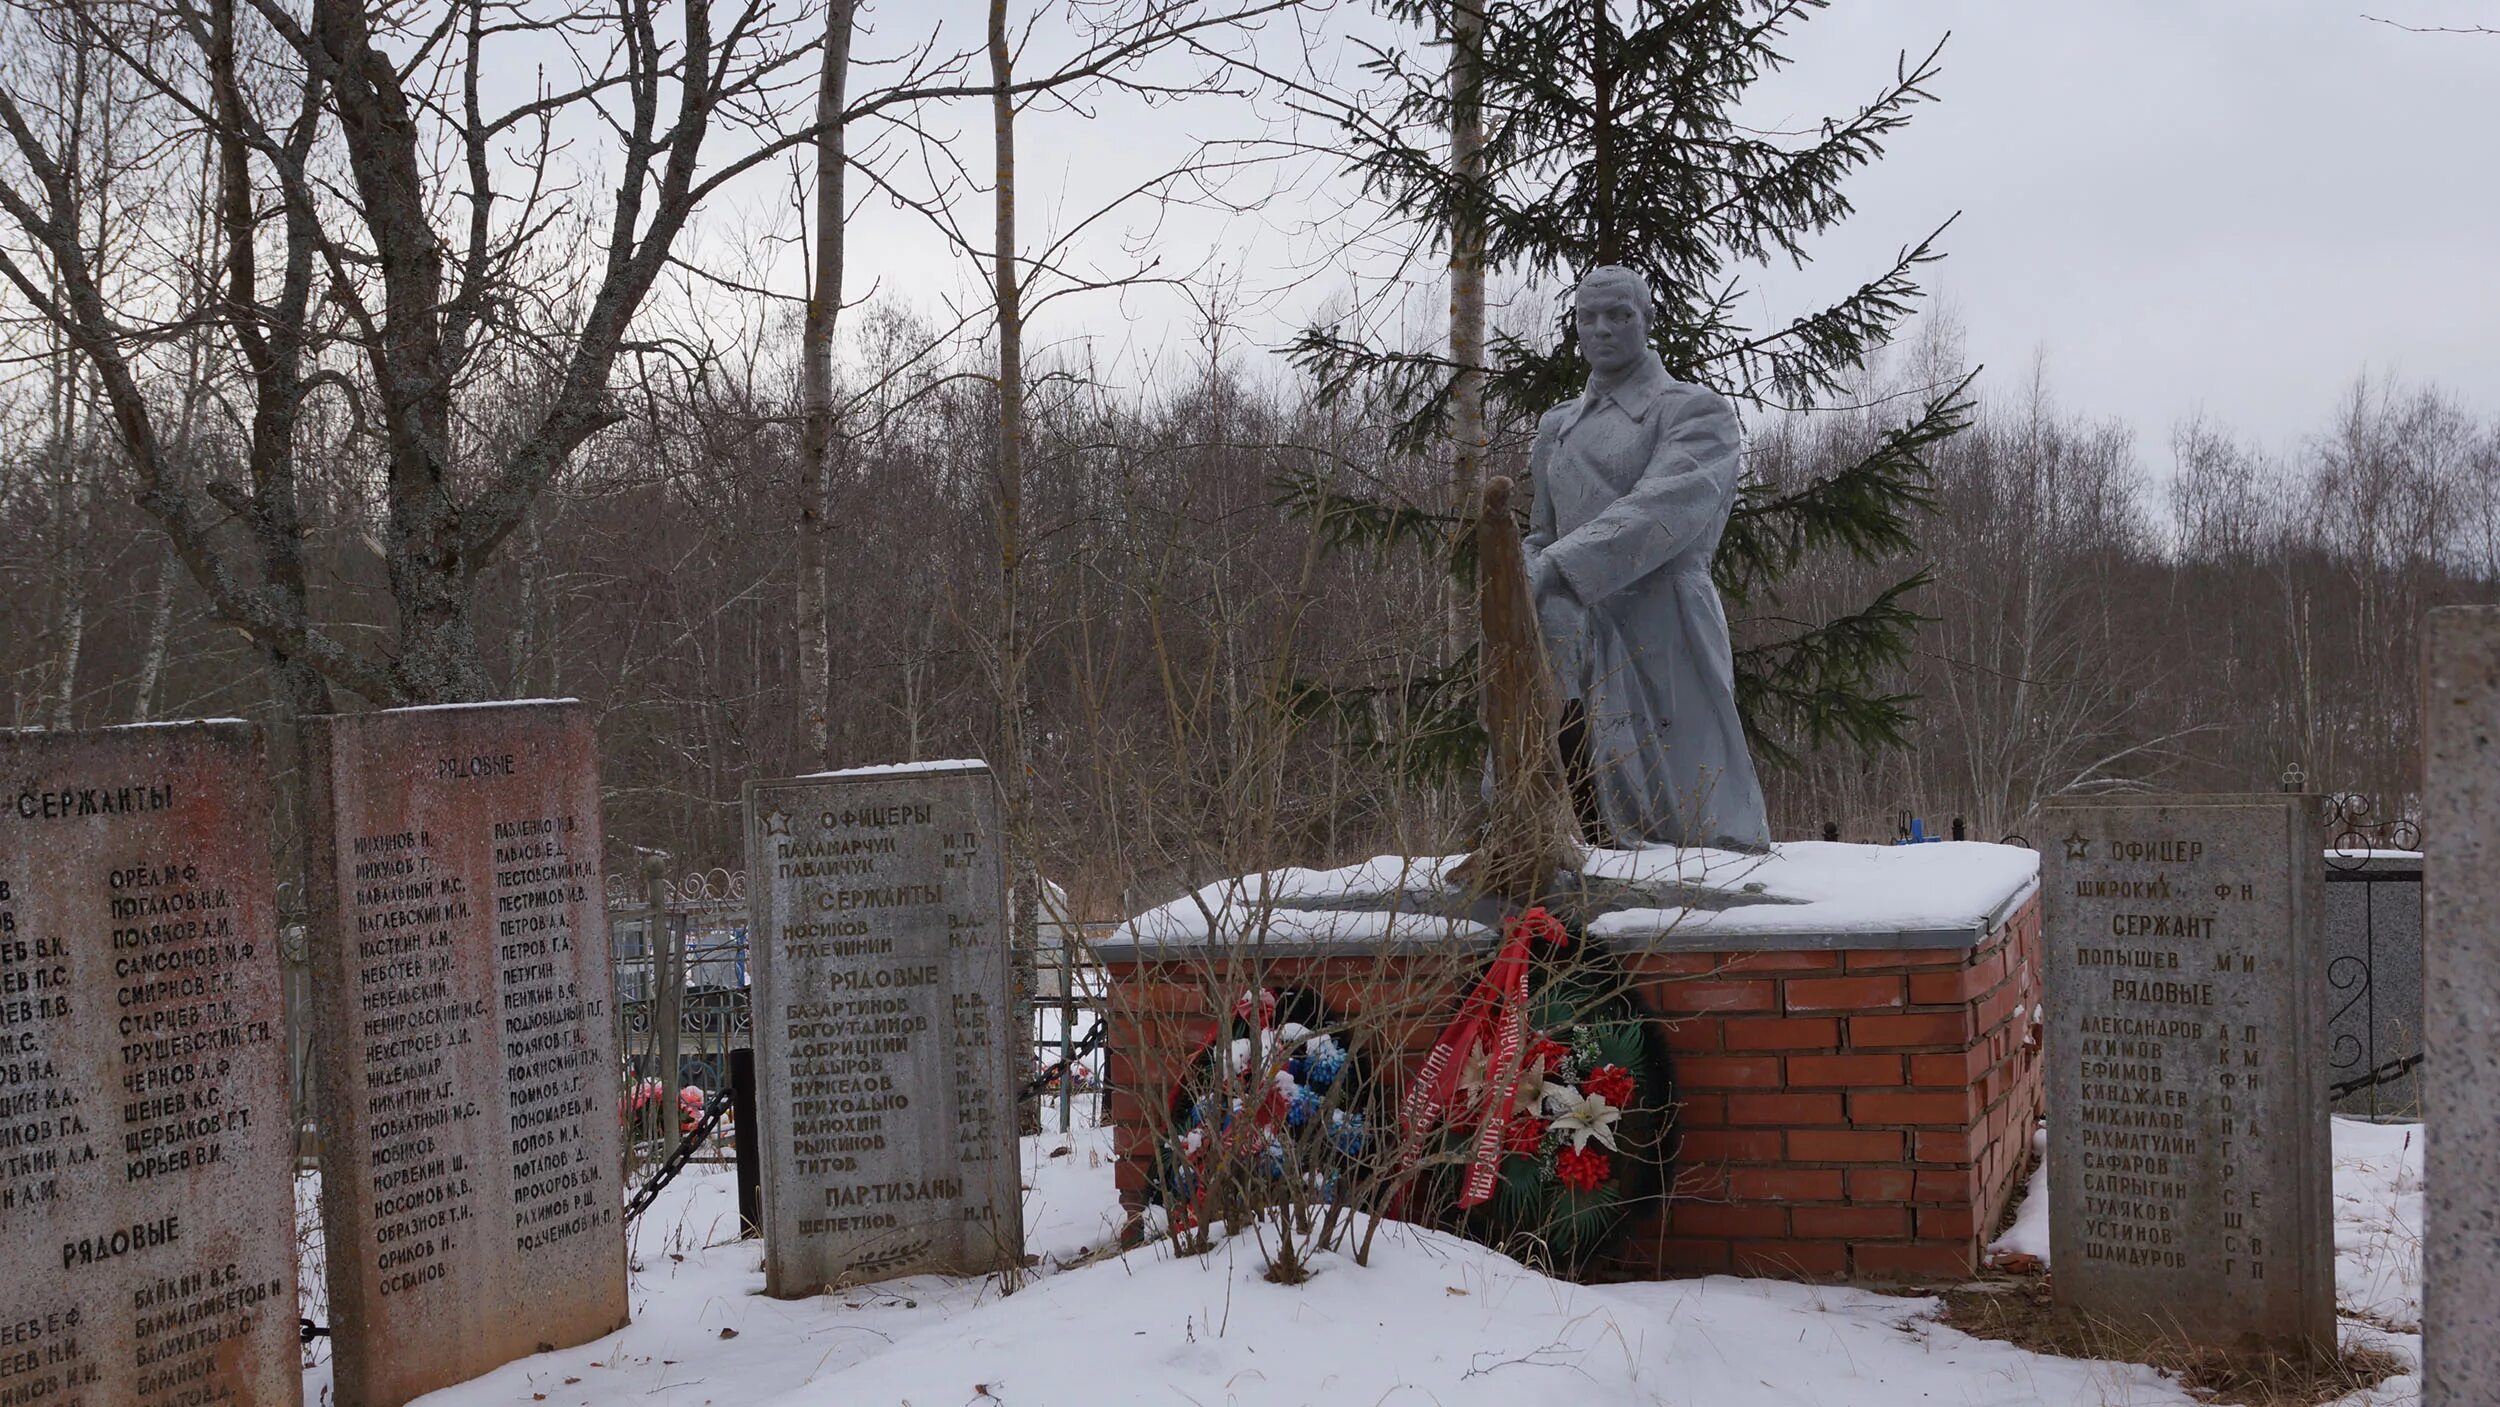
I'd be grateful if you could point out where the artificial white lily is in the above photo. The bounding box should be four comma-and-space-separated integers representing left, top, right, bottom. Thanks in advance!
1539, 1081, 1622, 1152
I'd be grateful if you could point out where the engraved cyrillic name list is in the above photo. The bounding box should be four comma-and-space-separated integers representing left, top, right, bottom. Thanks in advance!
494, 811, 607, 1255
348, 826, 481, 1303
2046, 797, 2331, 1349
3, 857, 89, 1234
771, 797, 957, 1274
750, 765, 1020, 1295
2067, 841, 2208, 1276
310, 703, 626, 1407
111, 841, 288, 1406
3, 724, 298, 1407
941, 825, 1012, 1258
2063, 835, 2275, 1278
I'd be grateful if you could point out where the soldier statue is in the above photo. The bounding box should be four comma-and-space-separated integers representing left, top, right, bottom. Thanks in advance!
1523, 265, 1771, 852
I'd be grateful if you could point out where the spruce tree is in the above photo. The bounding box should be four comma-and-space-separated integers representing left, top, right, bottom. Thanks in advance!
1285, 0, 1973, 774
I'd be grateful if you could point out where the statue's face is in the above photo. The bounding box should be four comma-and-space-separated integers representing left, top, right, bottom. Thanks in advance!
1574, 287, 1649, 379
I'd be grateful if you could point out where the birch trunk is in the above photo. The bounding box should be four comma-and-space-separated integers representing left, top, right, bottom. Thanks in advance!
990, 0, 1042, 1138
1446, 0, 1487, 661
798, 0, 858, 767
133, 550, 177, 723
47, 386, 90, 731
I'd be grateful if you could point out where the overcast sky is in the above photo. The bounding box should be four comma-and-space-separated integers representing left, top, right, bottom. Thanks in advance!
832, 1, 2500, 468
1756, 0, 2500, 461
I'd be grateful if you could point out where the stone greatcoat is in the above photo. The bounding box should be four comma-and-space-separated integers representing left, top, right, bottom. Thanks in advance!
1524, 350, 1771, 851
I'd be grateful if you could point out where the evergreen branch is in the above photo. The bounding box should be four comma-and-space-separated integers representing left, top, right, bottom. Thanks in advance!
1734, 572, 1933, 766
1700, 220, 1955, 405
1718, 368, 1973, 604
1697, 35, 1949, 265
1282, 325, 1462, 455
1270, 465, 1477, 583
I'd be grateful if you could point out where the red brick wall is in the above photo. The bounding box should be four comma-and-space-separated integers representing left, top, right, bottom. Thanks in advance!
1103, 893, 2043, 1282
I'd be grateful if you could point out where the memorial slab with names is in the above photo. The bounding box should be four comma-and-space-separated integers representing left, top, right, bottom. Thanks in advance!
2043, 793, 2333, 1352
1, 721, 300, 1407
746, 760, 1021, 1297
305, 701, 627, 1407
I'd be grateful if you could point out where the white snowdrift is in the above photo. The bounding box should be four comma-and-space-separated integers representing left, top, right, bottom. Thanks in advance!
311, 1114, 2420, 1406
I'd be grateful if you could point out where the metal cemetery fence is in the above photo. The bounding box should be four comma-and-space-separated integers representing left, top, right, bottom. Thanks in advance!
608, 862, 750, 1174
2323, 795, 2425, 1119
278, 880, 318, 1158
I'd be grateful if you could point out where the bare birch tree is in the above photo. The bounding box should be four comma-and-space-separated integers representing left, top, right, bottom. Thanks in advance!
798, 0, 861, 767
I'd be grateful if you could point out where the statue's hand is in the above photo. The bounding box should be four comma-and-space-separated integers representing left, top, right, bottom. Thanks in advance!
1527, 550, 1569, 602
1532, 555, 1585, 680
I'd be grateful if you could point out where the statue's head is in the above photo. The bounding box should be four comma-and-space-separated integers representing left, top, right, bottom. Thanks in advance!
1573, 266, 1652, 379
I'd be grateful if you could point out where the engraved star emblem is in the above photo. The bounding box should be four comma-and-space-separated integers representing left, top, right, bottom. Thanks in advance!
763, 808, 792, 838
2062, 829, 2091, 862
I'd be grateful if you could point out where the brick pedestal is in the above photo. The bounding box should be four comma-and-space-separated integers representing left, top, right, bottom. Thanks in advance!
1103, 889, 2043, 1282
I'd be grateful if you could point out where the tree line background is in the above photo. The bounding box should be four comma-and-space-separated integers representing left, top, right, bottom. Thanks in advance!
10, 308, 2488, 907
2, 0, 2489, 918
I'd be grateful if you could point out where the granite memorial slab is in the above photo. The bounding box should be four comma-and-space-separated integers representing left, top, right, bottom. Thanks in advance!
745, 760, 1021, 1296
305, 702, 627, 1407
2423, 607, 2500, 1404
2043, 794, 2333, 1352
1, 721, 300, 1407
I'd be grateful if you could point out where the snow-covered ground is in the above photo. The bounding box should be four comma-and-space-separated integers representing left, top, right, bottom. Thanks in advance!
298, 1115, 2423, 1406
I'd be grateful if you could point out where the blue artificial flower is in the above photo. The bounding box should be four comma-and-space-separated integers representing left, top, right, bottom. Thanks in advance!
1286, 1086, 1324, 1130
1328, 1110, 1368, 1156
1257, 1137, 1287, 1178
1286, 1054, 1309, 1083
1303, 1043, 1347, 1092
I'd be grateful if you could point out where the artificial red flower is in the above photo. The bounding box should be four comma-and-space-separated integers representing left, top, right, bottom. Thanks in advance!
1554, 1144, 1611, 1193
1524, 1035, 1572, 1074
1581, 1063, 1636, 1107
1509, 907, 1570, 949
1503, 1113, 1547, 1156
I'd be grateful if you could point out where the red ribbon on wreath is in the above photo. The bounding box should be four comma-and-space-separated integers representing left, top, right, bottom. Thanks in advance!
1394, 906, 1569, 1208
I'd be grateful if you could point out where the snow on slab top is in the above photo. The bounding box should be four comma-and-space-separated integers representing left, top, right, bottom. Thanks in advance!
1104, 840, 2039, 958
796, 758, 990, 779
373, 698, 583, 713
111, 717, 253, 728
4, 718, 253, 733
